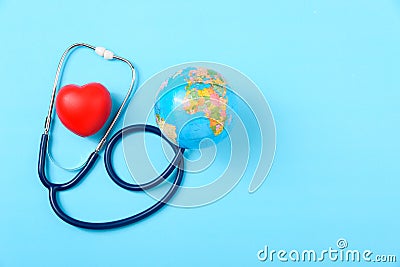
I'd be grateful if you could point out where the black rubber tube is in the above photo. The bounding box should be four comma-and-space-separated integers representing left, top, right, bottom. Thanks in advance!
39, 124, 185, 230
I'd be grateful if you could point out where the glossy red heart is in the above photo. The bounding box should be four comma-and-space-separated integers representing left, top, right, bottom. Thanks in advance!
56, 83, 112, 137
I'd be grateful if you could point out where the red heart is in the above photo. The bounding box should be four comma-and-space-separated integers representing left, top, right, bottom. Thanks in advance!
56, 83, 112, 137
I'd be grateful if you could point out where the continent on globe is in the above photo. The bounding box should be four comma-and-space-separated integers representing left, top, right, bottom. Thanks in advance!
155, 114, 177, 143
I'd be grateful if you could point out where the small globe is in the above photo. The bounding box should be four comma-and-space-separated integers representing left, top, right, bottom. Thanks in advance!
154, 67, 234, 149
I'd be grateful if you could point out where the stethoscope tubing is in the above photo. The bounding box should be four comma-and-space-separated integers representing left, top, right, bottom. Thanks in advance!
104, 124, 183, 191
38, 125, 185, 230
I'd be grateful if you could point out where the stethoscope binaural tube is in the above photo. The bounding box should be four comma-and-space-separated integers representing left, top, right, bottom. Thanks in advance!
43, 43, 136, 153
38, 43, 185, 230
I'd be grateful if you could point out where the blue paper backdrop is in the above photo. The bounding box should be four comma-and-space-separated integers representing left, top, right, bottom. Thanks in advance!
0, 0, 399, 266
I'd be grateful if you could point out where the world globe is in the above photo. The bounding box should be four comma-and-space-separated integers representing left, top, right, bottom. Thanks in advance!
154, 67, 234, 149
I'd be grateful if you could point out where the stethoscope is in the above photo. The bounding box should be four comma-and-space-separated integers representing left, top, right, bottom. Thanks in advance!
38, 43, 185, 230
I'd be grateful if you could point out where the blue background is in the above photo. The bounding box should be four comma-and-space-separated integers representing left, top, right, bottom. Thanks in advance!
0, 0, 399, 266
